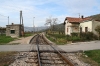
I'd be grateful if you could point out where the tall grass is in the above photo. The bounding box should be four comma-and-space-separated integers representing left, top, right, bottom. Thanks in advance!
46, 32, 98, 45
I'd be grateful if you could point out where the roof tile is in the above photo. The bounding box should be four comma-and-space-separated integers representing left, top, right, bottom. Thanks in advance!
66, 17, 91, 23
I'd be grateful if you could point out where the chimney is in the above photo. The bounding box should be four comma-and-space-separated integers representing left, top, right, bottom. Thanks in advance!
81, 15, 84, 19
12, 23, 14, 25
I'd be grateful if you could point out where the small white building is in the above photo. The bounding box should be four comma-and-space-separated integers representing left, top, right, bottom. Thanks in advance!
64, 16, 100, 36
80, 20, 100, 36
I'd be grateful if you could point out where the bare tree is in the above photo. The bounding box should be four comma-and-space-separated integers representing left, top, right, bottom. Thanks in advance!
45, 17, 58, 33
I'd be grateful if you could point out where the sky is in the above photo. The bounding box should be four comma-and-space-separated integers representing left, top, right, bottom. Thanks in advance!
0, 0, 100, 27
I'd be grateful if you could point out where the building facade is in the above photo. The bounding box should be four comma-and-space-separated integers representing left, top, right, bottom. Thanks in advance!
6, 23, 24, 37
80, 20, 100, 36
64, 16, 100, 36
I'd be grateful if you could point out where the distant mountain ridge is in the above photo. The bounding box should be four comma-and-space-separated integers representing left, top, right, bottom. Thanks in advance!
24, 26, 48, 32
24, 14, 100, 32
89, 14, 100, 20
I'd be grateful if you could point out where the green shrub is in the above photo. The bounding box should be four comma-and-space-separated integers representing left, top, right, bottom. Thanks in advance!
71, 33, 79, 37
48, 33, 66, 38
80, 32, 97, 41
66, 35, 72, 41
56, 38, 66, 44
46, 32, 98, 45
92, 34, 98, 40
72, 36, 80, 42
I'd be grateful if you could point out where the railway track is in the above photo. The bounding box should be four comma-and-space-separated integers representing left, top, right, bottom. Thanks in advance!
30, 34, 74, 66
10, 33, 90, 66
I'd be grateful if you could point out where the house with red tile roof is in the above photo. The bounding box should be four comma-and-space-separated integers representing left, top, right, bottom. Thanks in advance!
64, 16, 100, 36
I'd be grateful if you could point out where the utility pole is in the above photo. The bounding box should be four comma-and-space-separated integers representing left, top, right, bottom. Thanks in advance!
78, 13, 80, 18
33, 17, 35, 34
0, 14, 9, 25
20, 11, 22, 36
20, 10, 24, 37
20, 11, 22, 25
8, 16, 9, 25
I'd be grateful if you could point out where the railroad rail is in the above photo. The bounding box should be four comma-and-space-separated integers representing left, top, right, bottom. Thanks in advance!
30, 34, 74, 66
10, 33, 88, 66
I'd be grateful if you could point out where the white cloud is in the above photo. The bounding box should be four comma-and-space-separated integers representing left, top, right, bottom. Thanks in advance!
0, 0, 100, 27
56, 0, 99, 16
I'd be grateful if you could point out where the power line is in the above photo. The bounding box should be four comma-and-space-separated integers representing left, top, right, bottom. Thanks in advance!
0, 14, 9, 25
0, 14, 7, 17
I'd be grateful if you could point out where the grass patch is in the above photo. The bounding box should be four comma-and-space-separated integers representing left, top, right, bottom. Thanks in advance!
84, 50, 100, 66
46, 34, 67, 45
19, 32, 33, 38
24, 33, 33, 37
0, 51, 18, 66
0, 34, 16, 45
46, 32, 97, 45
0, 33, 33, 45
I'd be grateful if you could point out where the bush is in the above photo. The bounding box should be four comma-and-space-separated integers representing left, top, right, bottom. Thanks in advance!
48, 33, 65, 38
66, 35, 72, 41
93, 34, 98, 40
71, 33, 79, 37
72, 36, 80, 42
80, 32, 96, 40
46, 32, 98, 45
56, 38, 66, 44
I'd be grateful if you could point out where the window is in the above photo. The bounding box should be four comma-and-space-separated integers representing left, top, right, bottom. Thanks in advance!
85, 27, 88, 32
10, 30, 15, 34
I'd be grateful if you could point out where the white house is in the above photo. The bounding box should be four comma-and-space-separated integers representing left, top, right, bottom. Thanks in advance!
80, 20, 100, 36
64, 16, 100, 36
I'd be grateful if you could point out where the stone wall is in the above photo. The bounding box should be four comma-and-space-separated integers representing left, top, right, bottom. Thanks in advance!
6, 24, 23, 37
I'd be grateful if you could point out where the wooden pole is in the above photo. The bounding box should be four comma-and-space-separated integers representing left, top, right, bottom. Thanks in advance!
20, 11, 22, 36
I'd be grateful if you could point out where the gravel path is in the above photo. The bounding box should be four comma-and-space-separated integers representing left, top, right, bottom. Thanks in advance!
8, 36, 33, 44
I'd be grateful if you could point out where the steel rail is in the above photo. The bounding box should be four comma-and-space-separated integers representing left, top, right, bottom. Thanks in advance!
49, 44, 74, 66
30, 34, 74, 66
42, 34, 75, 66
36, 34, 42, 66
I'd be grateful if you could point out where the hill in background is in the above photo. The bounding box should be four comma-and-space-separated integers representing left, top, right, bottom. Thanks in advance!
24, 14, 100, 32
24, 26, 48, 32
52, 23, 65, 32
89, 14, 100, 20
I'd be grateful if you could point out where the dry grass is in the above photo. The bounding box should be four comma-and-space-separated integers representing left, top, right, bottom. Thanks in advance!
0, 52, 18, 66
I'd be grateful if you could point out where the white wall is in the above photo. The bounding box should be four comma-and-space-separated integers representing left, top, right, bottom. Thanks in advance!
80, 21, 92, 32
65, 20, 100, 36
65, 20, 72, 35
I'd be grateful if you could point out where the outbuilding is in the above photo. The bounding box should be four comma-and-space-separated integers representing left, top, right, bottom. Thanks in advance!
6, 23, 24, 37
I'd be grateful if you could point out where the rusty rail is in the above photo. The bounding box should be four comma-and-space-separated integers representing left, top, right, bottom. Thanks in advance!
36, 34, 42, 66
42, 33, 74, 66
49, 44, 74, 66
30, 34, 75, 66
